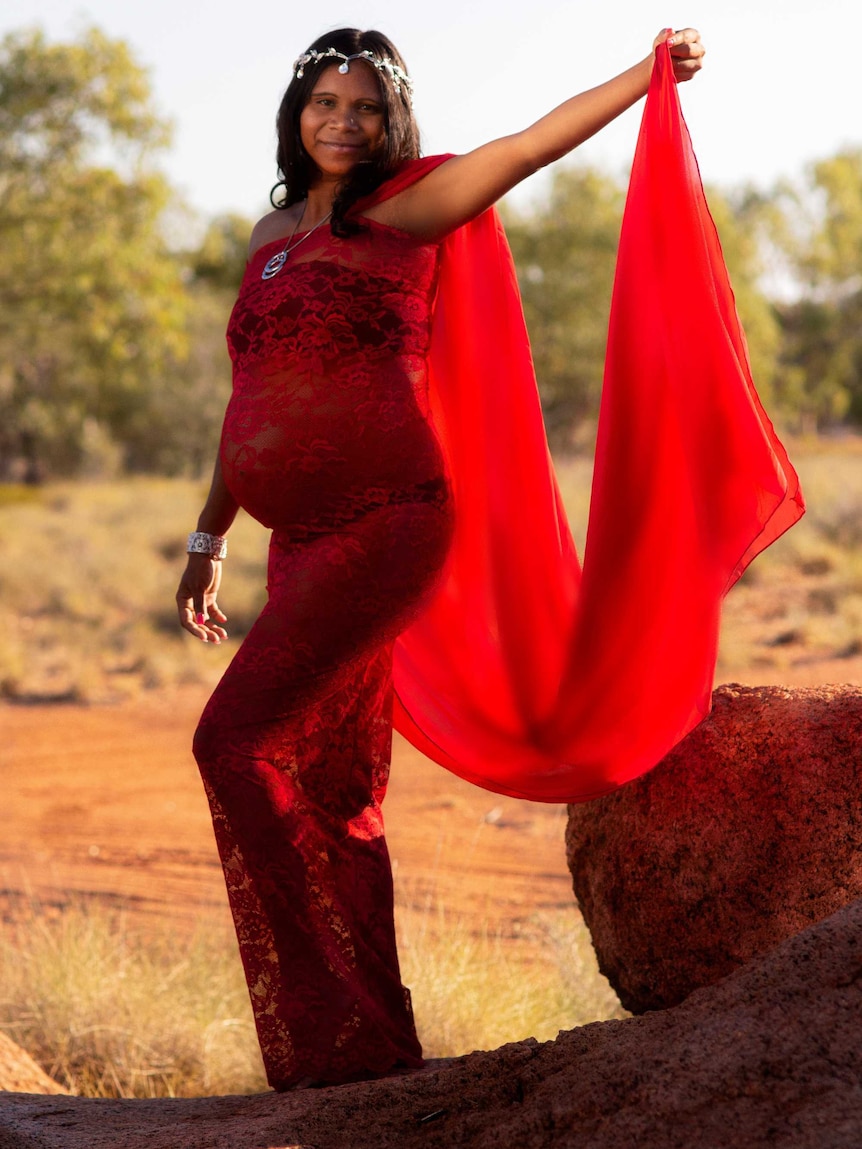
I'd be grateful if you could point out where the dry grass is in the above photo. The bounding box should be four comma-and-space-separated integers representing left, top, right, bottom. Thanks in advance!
0, 894, 621, 1097
400, 901, 623, 1059
3, 439, 861, 1096
0, 902, 266, 1097
0, 478, 269, 702
716, 438, 862, 678
3, 439, 862, 701
557, 438, 862, 681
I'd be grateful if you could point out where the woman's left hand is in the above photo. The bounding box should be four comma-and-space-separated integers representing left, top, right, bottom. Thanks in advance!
654, 28, 705, 82
176, 553, 229, 643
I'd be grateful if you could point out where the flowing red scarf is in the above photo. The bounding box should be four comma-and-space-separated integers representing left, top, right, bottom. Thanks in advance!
365, 43, 803, 802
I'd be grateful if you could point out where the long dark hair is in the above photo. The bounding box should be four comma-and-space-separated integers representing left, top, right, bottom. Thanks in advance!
273, 28, 420, 236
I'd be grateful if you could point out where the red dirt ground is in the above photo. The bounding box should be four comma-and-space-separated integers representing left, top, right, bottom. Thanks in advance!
3, 651, 861, 939
0, 686, 573, 939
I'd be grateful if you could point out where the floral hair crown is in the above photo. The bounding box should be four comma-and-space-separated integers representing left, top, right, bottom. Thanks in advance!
293, 47, 414, 102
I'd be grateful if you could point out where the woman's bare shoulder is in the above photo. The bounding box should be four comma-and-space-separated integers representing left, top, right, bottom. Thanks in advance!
248, 208, 301, 260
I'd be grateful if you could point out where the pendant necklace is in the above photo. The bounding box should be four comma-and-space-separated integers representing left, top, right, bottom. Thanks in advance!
261, 205, 333, 280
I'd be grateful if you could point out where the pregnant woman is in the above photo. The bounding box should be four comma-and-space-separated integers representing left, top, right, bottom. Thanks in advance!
176, 25, 713, 1090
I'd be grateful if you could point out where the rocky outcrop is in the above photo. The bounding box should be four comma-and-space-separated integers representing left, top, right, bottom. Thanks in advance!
0, 1033, 67, 1096
566, 683, 862, 1012
0, 898, 860, 1148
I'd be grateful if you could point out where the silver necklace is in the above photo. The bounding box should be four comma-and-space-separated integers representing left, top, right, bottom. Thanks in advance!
261, 207, 333, 280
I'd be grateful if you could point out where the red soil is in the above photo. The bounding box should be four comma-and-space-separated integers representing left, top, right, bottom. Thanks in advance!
0, 687, 573, 938
3, 650, 860, 938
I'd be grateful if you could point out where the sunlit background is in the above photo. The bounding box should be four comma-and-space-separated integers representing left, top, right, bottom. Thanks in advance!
0, 0, 856, 217
3, 0, 862, 1101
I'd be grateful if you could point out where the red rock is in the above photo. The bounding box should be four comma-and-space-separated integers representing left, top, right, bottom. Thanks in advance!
566, 682, 862, 1012
0, 898, 860, 1147
0, 1032, 67, 1095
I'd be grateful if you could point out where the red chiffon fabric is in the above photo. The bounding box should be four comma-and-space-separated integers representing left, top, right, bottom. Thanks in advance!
390, 42, 804, 801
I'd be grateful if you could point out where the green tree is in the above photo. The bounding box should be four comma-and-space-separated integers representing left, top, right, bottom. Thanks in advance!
0, 26, 189, 480
503, 166, 624, 449
704, 184, 783, 412
764, 151, 862, 431
191, 214, 252, 294
800, 150, 862, 289
129, 216, 256, 477
503, 165, 780, 449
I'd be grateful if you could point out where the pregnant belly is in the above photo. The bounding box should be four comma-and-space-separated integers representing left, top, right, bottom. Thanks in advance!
220, 364, 449, 532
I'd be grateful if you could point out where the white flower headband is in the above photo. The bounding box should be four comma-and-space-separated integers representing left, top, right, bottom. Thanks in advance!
293, 47, 414, 103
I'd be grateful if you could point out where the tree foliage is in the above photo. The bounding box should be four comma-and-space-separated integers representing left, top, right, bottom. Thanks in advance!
764, 151, 862, 430
3, 21, 862, 482
0, 26, 189, 479
503, 168, 624, 448
503, 166, 780, 450
191, 214, 252, 294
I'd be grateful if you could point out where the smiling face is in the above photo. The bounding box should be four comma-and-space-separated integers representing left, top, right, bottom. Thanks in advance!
299, 63, 387, 185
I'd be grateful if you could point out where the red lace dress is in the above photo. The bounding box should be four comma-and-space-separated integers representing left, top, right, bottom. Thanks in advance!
193, 220, 452, 1089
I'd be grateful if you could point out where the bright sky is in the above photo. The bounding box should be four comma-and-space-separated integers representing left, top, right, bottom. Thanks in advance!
1, 0, 856, 223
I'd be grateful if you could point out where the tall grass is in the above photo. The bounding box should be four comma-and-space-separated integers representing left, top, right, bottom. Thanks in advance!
3, 442, 862, 700
560, 441, 862, 680
0, 904, 266, 1097
715, 441, 862, 677
3, 442, 861, 1095
0, 895, 621, 1097
400, 901, 623, 1059
0, 478, 269, 702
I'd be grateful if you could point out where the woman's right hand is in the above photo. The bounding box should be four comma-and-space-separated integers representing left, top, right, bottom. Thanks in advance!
366, 27, 706, 243
176, 554, 229, 643
653, 28, 705, 83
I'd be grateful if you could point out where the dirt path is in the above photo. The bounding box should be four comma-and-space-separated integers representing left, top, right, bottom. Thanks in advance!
0, 687, 573, 938
3, 656, 860, 941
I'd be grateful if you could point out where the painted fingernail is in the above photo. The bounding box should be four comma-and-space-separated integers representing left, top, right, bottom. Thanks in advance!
196, 612, 205, 625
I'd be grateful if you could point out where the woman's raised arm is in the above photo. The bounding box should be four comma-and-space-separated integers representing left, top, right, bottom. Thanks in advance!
371, 28, 704, 241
